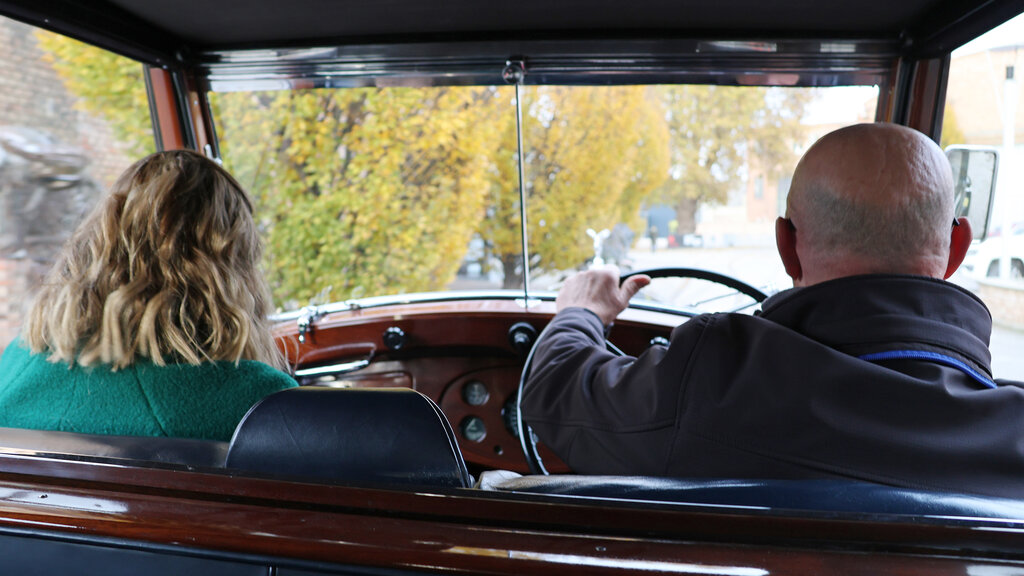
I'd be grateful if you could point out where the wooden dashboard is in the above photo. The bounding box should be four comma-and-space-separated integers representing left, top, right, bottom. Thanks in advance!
271, 297, 678, 473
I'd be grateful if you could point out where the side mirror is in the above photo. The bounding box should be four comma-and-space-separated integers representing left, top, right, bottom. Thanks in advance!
946, 146, 999, 241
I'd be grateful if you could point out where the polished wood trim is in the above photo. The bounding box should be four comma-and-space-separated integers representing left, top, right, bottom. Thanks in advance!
879, 54, 950, 141
270, 299, 675, 472
0, 453, 1021, 574
177, 69, 217, 155
273, 299, 676, 366
146, 67, 185, 150
905, 55, 951, 141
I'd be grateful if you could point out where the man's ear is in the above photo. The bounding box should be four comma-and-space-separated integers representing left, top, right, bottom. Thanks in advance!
775, 217, 802, 284
944, 217, 973, 279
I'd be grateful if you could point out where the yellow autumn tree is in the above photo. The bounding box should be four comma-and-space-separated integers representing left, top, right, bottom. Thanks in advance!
211, 87, 505, 307
34, 30, 154, 157
479, 86, 671, 287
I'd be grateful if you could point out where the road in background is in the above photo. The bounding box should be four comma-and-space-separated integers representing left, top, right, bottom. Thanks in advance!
629, 245, 789, 294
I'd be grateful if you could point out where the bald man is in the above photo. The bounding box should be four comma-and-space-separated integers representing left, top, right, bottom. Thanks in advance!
521, 123, 1024, 498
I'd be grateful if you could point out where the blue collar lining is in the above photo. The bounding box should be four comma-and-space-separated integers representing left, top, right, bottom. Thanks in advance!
857, 350, 997, 390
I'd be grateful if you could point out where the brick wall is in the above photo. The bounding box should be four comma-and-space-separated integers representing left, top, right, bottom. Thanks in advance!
0, 16, 140, 348
978, 279, 1024, 329
947, 46, 1024, 146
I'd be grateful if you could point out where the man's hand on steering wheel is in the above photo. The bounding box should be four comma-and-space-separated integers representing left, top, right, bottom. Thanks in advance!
556, 267, 651, 325
520, 266, 768, 475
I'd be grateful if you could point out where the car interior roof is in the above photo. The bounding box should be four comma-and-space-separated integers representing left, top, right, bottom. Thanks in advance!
0, 0, 1021, 66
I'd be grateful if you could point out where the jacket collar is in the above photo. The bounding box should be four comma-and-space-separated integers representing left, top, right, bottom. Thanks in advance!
758, 274, 993, 375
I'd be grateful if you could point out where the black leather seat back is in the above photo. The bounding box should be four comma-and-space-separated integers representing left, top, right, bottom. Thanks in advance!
489, 475, 1024, 519
225, 387, 472, 488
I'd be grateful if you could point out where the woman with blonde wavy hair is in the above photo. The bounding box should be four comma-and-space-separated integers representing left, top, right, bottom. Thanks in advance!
0, 150, 296, 441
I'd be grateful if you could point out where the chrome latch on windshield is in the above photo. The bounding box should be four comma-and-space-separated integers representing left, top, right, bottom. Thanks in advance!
296, 305, 323, 343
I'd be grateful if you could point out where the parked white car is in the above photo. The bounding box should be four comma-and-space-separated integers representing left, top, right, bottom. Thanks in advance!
965, 225, 1024, 281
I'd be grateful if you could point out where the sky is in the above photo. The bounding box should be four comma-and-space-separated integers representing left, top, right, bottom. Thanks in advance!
955, 12, 1024, 57
803, 86, 878, 125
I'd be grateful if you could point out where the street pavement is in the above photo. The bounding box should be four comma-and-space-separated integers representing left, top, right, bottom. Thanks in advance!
991, 324, 1024, 381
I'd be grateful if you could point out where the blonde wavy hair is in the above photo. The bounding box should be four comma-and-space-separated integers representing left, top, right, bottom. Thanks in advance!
23, 149, 286, 371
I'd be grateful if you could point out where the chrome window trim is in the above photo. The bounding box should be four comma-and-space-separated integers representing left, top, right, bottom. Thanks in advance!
271, 290, 555, 322
270, 290, 700, 322
200, 38, 897, 92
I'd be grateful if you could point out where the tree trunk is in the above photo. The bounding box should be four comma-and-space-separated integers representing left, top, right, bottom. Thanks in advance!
674, 197, 699, 235
501, 254, 522, 289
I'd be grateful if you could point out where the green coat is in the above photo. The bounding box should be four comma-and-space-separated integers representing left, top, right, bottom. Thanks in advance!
0, 339, 297, 441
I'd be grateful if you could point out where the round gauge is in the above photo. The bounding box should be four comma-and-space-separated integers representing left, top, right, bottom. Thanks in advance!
462, 380, 490, 406
460, 416, 487, 443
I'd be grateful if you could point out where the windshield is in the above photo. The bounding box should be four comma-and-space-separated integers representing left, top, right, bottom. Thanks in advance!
209, 83, 877, 315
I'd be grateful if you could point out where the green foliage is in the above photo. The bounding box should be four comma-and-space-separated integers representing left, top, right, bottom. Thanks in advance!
35, 31, 154, 157
212, 87, 501, 308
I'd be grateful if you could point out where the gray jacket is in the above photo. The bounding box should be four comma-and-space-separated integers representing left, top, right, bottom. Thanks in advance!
522, 274, 1024, 498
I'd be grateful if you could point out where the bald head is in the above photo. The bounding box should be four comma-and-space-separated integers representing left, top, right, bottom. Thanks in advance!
782, 123, 956, 286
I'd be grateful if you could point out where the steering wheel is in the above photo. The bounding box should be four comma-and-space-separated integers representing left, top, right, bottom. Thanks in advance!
516, 267, 769, 475
620, 267, 769, 303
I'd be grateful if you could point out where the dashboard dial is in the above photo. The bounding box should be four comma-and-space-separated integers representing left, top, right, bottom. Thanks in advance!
462, 380, 490, 406
460, 416, 487, 442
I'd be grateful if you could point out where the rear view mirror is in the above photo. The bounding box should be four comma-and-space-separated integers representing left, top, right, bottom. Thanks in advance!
946, 146, 998, 241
